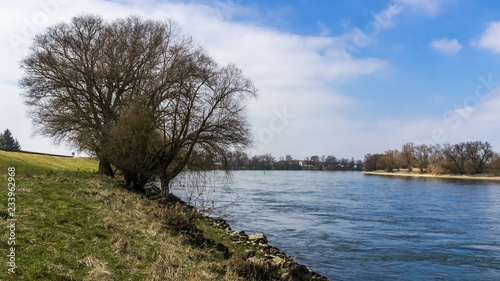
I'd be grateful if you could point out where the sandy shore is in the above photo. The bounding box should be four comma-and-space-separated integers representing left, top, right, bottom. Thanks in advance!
363, 171, 500, 181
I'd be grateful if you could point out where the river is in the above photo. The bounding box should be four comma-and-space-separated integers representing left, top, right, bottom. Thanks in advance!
171, 170, 500, 280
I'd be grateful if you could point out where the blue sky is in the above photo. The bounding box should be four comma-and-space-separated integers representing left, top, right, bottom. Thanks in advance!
2, 0, 500, 160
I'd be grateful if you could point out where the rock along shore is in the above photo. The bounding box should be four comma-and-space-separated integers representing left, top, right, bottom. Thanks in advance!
204, 216, 329, 281
144, 182, 329, 280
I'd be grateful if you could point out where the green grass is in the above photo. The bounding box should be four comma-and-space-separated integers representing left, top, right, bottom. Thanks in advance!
0, 150, 264, 280
0, 151, 158, 280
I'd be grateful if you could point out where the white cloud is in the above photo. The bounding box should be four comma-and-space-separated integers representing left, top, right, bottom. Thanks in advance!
398, 0, 445, 16
339, 0, 447, 61
0, 0, 388, 158
475, 21, 500, 53
361, 87, 500, 155
430, 38, 462, 55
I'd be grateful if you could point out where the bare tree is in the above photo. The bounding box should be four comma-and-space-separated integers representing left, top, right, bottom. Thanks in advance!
234, 151, 249, 170
20, 14, 256, 192
401, 142, 415, 171
363, 153, 383, 171
310, 155, 320, 169
487, 152, 500, 175
429, 144, 444, 174
442, 141, 493, 175
152, 62, 256, 196
414, 144, 432, 173
442, 143, 467, 174
325, 155, 337, 170
20, 15, 190, 176
382, 149, 400, 172
465, 141, 494, 174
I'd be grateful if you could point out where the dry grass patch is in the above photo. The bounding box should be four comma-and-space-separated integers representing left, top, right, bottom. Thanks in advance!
79, 256, 113, 280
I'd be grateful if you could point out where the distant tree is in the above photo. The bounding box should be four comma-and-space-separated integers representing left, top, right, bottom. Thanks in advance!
247, 154, 275, 170
487, 152, 500, 175
276, 155, 301, 170
365, 141, 496, 175
260, 154, 275, 170
442, 143, 467, 174
248, 155, 260, 170
232, 151, 249, 170
465, 141, 494, 174
325, 155, 337, 170
382, 149, 400, 172
321, 155, 326, 164
0, 129, 21, 151
401, 142, 415, 171
363, 153, 383, 171
340, 158, 349, 168
429, 145, 444, 174
349, 157, 356, 169
441, 141, 493, 175
274, 156, 285, 170
310, 155, 320, 169
414, 144, 432, 173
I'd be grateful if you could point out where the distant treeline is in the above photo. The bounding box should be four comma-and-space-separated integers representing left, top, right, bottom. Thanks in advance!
215, 152, 364, 171
364, 141, 500, 175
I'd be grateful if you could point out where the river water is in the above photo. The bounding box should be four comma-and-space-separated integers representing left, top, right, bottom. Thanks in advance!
171, 170, 500, 280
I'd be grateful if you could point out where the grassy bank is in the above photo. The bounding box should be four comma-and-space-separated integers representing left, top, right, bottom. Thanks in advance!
364, 169, 500, 181
0, 150, 326, 280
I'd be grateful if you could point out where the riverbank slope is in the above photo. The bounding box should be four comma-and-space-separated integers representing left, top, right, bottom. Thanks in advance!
364, 169, 500, 181
0, 150, 327, 280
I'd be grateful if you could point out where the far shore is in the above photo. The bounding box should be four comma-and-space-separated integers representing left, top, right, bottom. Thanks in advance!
363, 170, 500, 181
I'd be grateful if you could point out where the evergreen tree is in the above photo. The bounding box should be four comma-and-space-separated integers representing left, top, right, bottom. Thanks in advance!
0, 129, 21, 151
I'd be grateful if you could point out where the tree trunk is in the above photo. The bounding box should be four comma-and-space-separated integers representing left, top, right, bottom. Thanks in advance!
124, 171, 146, 194
159, 170, 171, 197
98, 156, 114, 177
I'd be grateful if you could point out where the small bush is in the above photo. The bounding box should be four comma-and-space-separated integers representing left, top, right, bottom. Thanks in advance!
227, 252, 275, 280
154, 203, 199, 229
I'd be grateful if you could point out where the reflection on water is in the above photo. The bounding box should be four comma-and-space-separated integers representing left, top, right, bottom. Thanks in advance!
172, 171, 500, 280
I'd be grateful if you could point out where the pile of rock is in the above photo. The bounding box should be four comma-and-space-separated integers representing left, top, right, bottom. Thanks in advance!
206, 217, 328, 281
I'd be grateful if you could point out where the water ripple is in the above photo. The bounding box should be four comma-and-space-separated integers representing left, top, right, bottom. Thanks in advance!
173, 170, 500, 280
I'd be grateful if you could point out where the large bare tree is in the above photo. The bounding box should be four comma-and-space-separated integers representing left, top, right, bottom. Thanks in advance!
20, 15, 191, 176
21, 15, 256, 193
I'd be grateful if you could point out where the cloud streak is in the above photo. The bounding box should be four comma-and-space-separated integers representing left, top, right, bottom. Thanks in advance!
398, 0, 446, 16
430, 38, 462, 55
